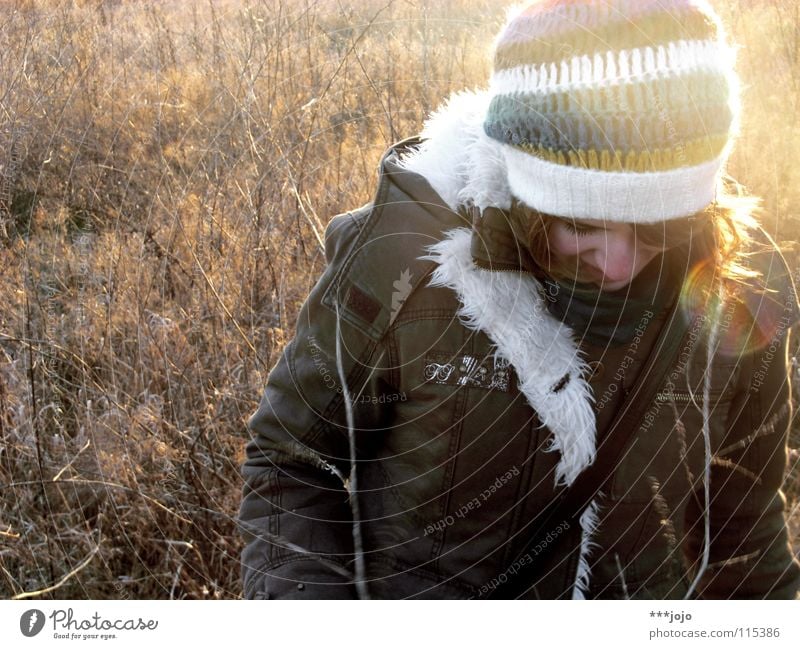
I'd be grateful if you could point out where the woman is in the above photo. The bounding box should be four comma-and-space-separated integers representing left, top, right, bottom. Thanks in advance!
238, 0, 800, 599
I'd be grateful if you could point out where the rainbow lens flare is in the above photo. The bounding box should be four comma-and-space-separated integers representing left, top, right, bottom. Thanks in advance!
677, 257, 780, 357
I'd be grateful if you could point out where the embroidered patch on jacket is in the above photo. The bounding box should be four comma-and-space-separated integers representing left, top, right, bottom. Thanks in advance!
345, 283, 381, 324
422, 351, 514, 392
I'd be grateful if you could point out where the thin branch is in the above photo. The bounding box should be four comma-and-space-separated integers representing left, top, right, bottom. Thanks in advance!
237, 520, 354, 581
1, 479, 193, 526
334, 298, 369, 600
52, 439, 92, 482
685, 288, 726, 599
614, 552, 629, 600
12, 545, 100, 600
289, 183, 325, 254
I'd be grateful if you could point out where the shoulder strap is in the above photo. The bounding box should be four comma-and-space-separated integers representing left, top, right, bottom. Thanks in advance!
487, 301, 703, 599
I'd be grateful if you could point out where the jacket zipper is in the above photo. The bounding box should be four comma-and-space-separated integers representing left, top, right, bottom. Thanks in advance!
654, 389, 724, 404
472, 257, 536, 277
473, 262, 536, 275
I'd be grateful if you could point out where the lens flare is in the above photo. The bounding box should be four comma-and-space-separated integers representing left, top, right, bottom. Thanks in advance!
677, 257, 774, 357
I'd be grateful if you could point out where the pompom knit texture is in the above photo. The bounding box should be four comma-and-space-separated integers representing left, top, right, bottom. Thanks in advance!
484, 0, 740, 222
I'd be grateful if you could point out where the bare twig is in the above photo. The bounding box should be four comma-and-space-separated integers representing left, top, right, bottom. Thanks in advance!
12, 545, 100, 600
685, 286, 726, 599
614, 552, 629, 600
52, 439, 92, 482
334, 298, 369, 600
237, 520, 354, 581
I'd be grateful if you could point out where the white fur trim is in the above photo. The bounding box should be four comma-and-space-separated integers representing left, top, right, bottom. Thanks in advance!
418, 227, 597, 488
502, 143, 728, 223
395, 89, 512, 212
490, 40, 724, 95
572, 498, 602, 600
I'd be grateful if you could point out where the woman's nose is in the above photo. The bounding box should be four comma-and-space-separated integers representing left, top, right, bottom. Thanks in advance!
582, 234, 641, 282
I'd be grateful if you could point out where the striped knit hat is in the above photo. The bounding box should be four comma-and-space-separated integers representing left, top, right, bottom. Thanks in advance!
484, 0, 740, 223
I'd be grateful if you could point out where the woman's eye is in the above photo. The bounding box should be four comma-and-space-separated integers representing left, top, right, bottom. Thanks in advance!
563, 221, 597, 237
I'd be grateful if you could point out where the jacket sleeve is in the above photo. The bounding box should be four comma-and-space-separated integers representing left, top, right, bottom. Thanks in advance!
683, 318, 800, 599
237, 207, 390, 599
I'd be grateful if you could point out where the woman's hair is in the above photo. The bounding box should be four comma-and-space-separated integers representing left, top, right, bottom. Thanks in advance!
511, 176, 765, 296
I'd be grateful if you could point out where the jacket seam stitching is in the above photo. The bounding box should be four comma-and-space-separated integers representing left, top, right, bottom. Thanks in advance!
431, 332, 473, 568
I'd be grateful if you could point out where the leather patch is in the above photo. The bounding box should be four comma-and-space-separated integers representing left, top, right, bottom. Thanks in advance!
345, 284, 381, 324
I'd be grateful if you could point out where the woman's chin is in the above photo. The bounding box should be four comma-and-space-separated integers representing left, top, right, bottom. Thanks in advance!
596, 278, 631, 292
578, 273, 631, 291
574, 268, 631, 292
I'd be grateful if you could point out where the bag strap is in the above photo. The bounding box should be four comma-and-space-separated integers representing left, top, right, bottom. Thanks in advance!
486, 304, 703, 599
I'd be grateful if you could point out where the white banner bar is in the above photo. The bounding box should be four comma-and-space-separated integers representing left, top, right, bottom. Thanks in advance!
2, 600, 798, 648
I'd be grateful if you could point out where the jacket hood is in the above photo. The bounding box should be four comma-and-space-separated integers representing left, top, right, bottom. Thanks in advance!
391, 88, 542, 271
393, 88, 511, 213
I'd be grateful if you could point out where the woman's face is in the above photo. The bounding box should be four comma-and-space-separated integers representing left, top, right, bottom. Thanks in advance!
548, 218, 664, 291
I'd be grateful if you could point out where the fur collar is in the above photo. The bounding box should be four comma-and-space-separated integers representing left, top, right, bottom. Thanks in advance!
400, 89, 600, 598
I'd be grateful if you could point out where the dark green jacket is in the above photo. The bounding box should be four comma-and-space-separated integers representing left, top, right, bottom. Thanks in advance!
238, 133, 800, 600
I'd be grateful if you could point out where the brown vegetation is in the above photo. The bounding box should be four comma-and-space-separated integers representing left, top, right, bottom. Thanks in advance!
0, 0, 797, 598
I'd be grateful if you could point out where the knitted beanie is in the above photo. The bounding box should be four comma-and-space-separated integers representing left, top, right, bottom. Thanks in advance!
483, 0, 740, 223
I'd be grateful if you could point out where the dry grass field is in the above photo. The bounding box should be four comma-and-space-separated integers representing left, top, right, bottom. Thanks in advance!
1, 0, 798, 599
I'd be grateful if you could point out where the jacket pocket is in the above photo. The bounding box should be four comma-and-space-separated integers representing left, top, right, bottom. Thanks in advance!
609, 362, 739, 504
243, 557, 357, 600
365, 556, 476, 599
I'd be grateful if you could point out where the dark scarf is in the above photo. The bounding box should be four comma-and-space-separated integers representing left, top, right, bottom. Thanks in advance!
539, 249, 682, 347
